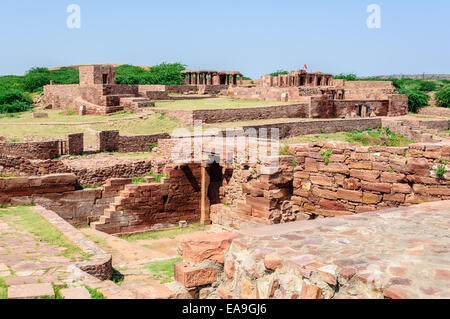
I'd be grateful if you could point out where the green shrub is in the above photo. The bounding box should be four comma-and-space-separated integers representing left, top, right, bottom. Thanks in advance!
23, 68, 51, 92
334, 73, 357, 81
116, 63, 186, 85
0, 90, 33, 114
399, 89, 430, 113
435, 87, 450, 108
435, 165, 447, 179
418, 81, 437, 92
270, 70, 289, 77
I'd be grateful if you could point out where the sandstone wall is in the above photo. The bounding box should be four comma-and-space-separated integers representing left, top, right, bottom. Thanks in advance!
419, 107, 450, 117
0, 174, 131, 227
0, 155, 166, 186
0, 140, 62, 160
118, 133, 171, 152
93, 164, 202, 234
288, 142, 450, 217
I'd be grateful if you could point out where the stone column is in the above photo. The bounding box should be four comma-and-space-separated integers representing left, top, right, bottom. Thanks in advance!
200, 163, 211, 225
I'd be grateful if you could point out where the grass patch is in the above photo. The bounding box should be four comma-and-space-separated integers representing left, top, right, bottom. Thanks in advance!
154, 97, 291, 110
144, 258, 183, 284
0, 278, 8, 300
84, 285, 106, 299
0, 206, 83, 259
121, 223, 205, 242
283, 127, 414, 147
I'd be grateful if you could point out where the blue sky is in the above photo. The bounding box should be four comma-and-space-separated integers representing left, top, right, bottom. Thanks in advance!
0, 0, 449, 78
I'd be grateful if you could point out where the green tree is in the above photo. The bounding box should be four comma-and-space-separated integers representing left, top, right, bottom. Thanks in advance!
435, 87, 450, 108
399, 89, 430, 113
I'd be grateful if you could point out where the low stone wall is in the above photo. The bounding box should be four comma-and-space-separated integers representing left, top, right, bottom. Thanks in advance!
0, 155, 166, 186
93, 164, 202, 234
191, 104, 309, 124
419, 107, 450, 117
239, 118, 382, 140
288, 142, 450, 217
0, 174, 131, 227
118, 133, 171, 152
0, 140, 62, 160
96, 130, 170, 153
33, 206, 113, 280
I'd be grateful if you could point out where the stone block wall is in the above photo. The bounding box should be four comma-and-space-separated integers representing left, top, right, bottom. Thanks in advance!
0, 174, 132, 227
0, 155, 166, 186
419, 107, 450, 117
288, 142, 450, 218
0, 140, 62, 160
96, 130, 119, 152
118, 133, 171, 152
66, 133, 84, 155
93, 164, 202, 234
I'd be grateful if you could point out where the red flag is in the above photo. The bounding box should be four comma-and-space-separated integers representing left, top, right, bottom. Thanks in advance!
304, 64, 308, 70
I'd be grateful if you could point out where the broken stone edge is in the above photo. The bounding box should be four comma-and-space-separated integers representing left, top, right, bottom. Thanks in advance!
32, 206, 113, 281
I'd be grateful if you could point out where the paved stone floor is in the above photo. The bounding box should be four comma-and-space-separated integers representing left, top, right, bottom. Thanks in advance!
0, 211, 124, 299
229, 200, 450, 299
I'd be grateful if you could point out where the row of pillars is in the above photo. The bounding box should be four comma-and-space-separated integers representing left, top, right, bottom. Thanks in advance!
184, 72, 244, 86
273, 74, 333, 87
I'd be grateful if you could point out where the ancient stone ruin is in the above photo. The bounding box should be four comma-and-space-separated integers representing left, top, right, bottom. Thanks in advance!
1, 64, 449, 300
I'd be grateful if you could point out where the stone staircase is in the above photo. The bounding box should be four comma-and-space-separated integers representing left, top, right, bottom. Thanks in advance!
119, 96, 155, 113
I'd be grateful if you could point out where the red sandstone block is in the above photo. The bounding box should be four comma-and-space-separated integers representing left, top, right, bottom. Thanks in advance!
236, 201, 252, 215
355, 205, 377, 214
350, 169, 380, 182
312, 187, 337, 200
180, 232, 239, 264
174, 262, 217, 288
405, 158, 430, 176
319, 199, 348, 211
251, 208, 273, 219
361, 181, 391, 193
383, 193, 405, 203
318, 163, 349, 174
392, 183, 412, 194
337, 189, 363, 203
348, 161, 372, 170
310, 175, 334, 186
301, 283, 322, 299
315, 209, 353, 217
344, 178, 359, 190
380, 172, 407, 183
363, 192, 382, 204
246, 196, 276, 211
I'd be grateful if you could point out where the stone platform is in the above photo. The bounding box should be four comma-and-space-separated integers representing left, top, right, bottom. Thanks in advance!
209, 201, 450, 299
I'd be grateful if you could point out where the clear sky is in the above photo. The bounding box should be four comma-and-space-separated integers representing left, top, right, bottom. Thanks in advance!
0, 0, 449, 79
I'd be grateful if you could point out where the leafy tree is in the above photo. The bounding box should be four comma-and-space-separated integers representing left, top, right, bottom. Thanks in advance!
435, 86, 450, 108
399, 88, 430, 113
0, 90, 32, 114
333, 73, 357, 81
418, 81, 437, 92
116, 63, 186, 85
270, 70, 288, 77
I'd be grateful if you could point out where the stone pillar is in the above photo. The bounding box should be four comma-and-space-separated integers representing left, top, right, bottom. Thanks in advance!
239, 75, 243, 85
200, 164, 211, 225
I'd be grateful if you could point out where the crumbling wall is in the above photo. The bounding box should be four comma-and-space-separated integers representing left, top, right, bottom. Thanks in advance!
0, 140, 62, 160
288, 142, 450, 218
0, 174, 131, 227
92, 164, 202, 234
